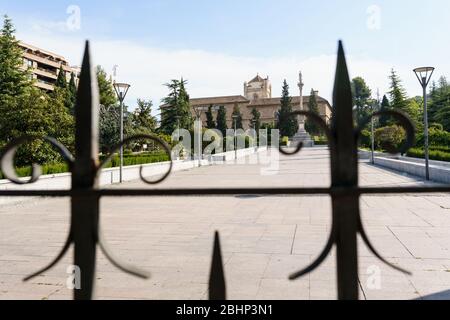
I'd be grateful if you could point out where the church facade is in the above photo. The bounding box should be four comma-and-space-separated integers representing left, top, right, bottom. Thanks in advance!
190, 74, 333, 130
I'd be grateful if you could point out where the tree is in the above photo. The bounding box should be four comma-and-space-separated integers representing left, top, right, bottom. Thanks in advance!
178, 79, 193, 131
1, 87, 74, 166
0, 16, 75, 166
68, 72, 77, 113
205, 105, 216, 129
97, 66, 120, 153
232, 105, 243, 129
388, 69, 423, 127
305, 89, 320, 135
351, 77, 372, 125
216, 106, 227, 136
159, 78, 193, 135
277, 80, 297, 137
378, 94, 391, 127
53, 66, 75, 113
132, 99, 156, 131
388, 69, 409, 114
429, 76, 450, 130
99, 104, 120, 154
0, 15, 32, 119
55, 66, 67, 89
251, 107, 261, 132
96, 66, 117, 107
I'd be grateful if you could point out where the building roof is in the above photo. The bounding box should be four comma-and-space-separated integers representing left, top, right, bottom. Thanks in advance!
249, 95, 330, 107
190, 95, 250, 106
248, 74, 266, 83
19, 41, 67, 62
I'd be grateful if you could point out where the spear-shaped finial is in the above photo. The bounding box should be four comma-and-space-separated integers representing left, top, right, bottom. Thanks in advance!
209, 231, 226, 300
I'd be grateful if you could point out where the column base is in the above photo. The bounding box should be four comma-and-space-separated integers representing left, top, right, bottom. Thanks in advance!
291, 128, 315, 148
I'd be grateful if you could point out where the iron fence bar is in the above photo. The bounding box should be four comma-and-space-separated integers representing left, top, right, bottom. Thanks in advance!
209, 232, 226, 300
71, 41, 101, 300
0, 186, 449, 197
330, 42, 360, 299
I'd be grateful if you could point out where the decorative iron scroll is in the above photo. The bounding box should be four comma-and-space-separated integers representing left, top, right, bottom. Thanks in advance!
1, 40, 449, 300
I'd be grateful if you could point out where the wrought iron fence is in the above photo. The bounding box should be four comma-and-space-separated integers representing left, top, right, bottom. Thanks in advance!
1, 40, 449, 300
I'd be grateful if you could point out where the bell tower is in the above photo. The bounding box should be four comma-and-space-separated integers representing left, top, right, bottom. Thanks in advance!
244, 74, 272, 101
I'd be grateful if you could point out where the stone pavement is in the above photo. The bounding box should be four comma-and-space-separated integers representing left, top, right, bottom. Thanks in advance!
1, 147, 450, 300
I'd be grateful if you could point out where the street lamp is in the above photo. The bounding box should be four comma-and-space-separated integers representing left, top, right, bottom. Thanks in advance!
251, 119, 258, 151
413, 67, 435, 181
113, 82, 131, 183
193, 106, 206, 165
232, 114, 238, 160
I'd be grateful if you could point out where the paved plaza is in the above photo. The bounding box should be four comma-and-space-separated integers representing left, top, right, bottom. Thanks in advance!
1, 147, 450, 300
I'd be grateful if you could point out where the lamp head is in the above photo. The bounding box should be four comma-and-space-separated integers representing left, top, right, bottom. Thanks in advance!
114, 82, 131, 100
413, 67, 435, 87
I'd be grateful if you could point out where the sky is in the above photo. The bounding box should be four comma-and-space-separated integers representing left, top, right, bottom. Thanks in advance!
1, 0, 449, 114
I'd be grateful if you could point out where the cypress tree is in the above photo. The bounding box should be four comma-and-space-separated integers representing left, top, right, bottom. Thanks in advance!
378, 94, 391, 127
177, 78, 193, 131
305, 89, 320, 135
277, 80, 297, 137
216, 106, 227, 137
232, 105, 243, 129
206, 105, 216, 129
55, 66, 67, 89
251, 107, 261, 132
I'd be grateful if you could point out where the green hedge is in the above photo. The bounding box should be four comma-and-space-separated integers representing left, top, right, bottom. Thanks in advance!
0, 152, 170, 179
407, 148, 450, 162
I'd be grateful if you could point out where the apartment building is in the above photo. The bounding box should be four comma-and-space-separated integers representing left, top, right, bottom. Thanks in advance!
19, 41, 80, 91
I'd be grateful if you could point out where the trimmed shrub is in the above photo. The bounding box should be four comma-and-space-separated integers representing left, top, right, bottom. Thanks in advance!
374, 125, 406, 152
280, 136, 290, 146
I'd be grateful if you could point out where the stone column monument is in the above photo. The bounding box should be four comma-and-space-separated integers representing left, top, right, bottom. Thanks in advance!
291, 71, 314, 147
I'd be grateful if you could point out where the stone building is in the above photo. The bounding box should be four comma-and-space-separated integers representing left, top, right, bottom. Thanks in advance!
190, 74, 332, 130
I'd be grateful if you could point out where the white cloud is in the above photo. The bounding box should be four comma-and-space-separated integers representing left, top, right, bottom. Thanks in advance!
16, 31, 425, 117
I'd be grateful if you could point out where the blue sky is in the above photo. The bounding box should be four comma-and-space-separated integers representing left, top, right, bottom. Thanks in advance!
1, 0, 449, 110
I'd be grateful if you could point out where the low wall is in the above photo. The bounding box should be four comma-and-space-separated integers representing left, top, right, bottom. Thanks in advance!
0, 147, 267, 205
359, 150, 450, 184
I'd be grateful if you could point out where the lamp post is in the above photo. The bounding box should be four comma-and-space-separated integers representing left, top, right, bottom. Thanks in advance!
413, 67, 435, 181
113, 82, 130, 183
193, 106, 206, 166
371, 89, 381, 165
251, 119, 257, 151
232, 114, 238, 160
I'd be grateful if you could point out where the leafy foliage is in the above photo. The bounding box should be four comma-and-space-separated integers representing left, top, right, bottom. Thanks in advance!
351, 77, 372, 125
